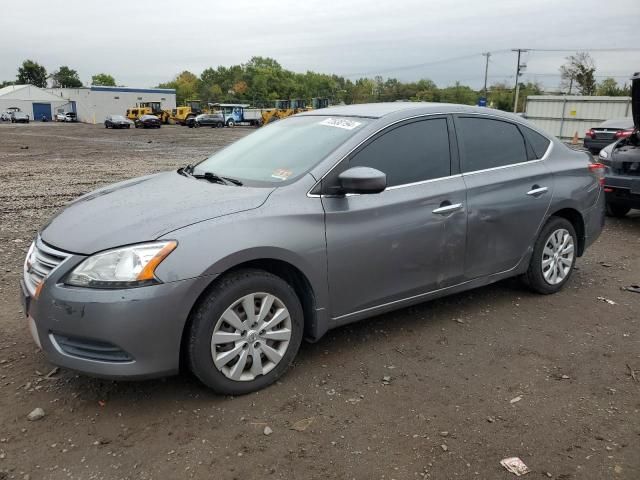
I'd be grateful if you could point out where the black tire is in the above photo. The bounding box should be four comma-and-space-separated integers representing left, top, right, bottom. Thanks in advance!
606, 203, 630, 218
127, 125, 130, 129
227, 119, 235, 127
105, 124, 109, 128
588, 148, 600, 155
524, 216, 577, 295
217, 122, 223, 128
188, 269, 304, 395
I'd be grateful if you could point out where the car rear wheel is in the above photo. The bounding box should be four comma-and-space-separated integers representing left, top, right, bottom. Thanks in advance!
524, 217, 577, 294
227, 119, 235, 127
606, 203, 630, 218
188, 269, 303, 395
217, 122, 223, 128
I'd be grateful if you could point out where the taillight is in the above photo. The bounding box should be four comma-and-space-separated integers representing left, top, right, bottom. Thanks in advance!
614, 128, 634, 139
585, 129, 595, 138
588, 162, 606, 186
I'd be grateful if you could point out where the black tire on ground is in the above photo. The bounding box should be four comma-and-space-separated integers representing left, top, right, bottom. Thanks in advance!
217, 122, 223, 128
105, 124, 109, 128
227, 119, 235, 127
524, 216, 577, 295
606, 203, 630, 218
188, 269, 304, 395
127, 125, 130, 129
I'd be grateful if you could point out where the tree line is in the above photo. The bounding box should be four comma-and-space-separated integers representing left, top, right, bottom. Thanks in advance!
1, 55, 631, 113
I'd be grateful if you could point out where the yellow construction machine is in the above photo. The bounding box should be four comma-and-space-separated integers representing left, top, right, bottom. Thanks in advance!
170, 100, 204, 125
125, 102, 171, 123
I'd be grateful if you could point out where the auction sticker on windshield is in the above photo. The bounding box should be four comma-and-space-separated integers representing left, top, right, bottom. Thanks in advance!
271, 168, 293, 181
319, 118, 362, 130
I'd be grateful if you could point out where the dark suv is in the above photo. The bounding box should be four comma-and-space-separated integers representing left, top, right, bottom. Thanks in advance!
599, 72, 640, 217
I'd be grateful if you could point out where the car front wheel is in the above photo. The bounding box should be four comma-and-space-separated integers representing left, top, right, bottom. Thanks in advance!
524, 217, 577, 294
188, 269, 303, 395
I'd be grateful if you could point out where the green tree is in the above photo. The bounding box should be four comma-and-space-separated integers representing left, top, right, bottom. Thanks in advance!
158, 71, 200, 105
0, 80, 16, 89
51, 66, 83, 88
17, 59, 47, 87
91, 73, 116, 86
596, 77, 629, 96
560, 52, 596, 95
439, 81, 478, 105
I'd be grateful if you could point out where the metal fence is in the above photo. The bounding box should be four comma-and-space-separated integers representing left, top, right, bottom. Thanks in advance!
523, 95, 632, 140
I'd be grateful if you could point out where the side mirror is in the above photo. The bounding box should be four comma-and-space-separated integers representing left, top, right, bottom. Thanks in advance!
338, 167, 387, 194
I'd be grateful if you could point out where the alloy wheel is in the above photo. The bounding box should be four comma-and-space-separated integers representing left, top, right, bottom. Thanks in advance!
210, 292, 292, 381
541, 228, 574, 285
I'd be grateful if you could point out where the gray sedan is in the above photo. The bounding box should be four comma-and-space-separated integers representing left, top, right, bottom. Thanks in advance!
21, 103, 605, 394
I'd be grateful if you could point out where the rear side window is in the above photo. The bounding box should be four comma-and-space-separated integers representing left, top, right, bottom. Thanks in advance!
349, 118, 451, 187
457, 117, 528, 172
520, 125, 551, 159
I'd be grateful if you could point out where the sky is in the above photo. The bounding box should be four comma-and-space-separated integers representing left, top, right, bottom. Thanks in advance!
2, 0, 639, 90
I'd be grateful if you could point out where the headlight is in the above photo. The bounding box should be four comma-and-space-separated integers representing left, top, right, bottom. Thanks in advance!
599, 149, 608, 160
66, 241, 177, 288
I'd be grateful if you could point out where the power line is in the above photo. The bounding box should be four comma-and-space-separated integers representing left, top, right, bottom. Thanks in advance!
342, 51, 511, 78
341, 47, 640, 79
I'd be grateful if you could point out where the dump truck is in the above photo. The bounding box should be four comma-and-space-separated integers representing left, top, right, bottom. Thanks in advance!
210, 103, 262, 127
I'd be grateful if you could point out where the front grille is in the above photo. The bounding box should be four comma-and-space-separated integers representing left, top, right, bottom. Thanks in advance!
51, 333, 133, 362
23, 237, 69, 296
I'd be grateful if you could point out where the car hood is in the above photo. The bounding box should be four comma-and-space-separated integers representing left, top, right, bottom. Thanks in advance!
40, 171, 274, 254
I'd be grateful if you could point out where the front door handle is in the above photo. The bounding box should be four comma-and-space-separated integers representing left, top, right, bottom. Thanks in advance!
526, 186, 548, 197
432, 202, 463, 215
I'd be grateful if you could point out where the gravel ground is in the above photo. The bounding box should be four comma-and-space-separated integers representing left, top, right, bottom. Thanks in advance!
0, 122, 639, 480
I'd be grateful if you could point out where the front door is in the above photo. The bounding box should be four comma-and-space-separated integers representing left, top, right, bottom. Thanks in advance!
454, 115, 553, 279
322, 116, 467, 318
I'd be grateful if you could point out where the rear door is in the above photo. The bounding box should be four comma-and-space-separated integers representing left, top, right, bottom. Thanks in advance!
322, 116, 467, 318
453, 115, 553, 280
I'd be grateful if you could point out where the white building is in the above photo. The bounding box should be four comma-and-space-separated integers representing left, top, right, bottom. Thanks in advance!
0, 84, 72, 120
45, 85, 177, 124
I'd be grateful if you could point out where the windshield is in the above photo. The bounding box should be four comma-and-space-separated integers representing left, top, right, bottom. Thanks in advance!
112, 115, 125, 120
193, 116, 369, 186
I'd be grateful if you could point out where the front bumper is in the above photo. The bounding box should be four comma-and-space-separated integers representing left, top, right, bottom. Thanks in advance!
21, 251, 213, 380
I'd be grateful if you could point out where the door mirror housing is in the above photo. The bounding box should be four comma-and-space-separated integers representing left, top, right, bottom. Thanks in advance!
338, 167, 387, 194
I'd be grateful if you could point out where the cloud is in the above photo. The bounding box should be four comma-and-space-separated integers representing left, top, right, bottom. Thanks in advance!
1, 0, 638, 90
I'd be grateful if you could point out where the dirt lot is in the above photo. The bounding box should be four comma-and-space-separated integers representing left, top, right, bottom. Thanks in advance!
0, 122, 639, 480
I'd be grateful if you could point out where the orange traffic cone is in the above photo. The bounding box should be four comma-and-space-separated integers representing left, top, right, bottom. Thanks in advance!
571, 131, 579, 145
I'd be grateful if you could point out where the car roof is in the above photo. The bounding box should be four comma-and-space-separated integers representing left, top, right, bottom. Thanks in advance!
298, 102, 524, 121
598, 117, 634, 128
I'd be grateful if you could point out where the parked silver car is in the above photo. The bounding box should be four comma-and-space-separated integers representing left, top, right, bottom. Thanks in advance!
21, 103, 605, 394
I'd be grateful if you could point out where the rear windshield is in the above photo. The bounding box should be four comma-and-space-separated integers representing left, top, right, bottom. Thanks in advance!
194, 116, 369, 186
599, 118, 634, 129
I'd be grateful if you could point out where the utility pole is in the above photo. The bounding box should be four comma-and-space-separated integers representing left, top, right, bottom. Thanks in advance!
482, 52, 491, 100
512, 48, 528, 113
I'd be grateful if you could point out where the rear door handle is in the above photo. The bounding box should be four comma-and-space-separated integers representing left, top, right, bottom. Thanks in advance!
526, 186, 548, 197
432, 203, 463, 215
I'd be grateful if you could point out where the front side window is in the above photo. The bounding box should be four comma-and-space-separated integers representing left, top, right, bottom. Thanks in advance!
457, 117, 528, 173
348, 118, 451, 187
194, 116, 369, 186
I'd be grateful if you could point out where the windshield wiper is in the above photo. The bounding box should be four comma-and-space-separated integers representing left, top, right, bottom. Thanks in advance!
178, 165, 242, 186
